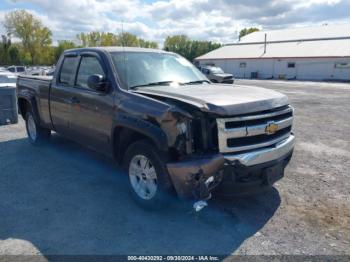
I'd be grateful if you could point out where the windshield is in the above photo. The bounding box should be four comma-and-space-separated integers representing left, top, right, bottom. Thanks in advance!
110, 52, 208, 89
210, 67, 224, 74
0, 75, 17, 84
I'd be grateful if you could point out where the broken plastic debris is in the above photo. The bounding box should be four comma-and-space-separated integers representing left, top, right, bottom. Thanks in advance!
205, 176, 214, 187
193, 200, 208, 212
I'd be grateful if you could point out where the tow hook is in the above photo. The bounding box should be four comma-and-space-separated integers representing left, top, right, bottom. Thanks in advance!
193, 176, 215, 212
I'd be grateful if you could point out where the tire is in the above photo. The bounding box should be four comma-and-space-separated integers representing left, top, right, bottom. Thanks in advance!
25, 107, 51, 145
211, 79, 218, 83
123, 139, 174, 209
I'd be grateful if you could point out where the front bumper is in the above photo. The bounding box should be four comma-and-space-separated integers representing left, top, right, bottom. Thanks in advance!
215, 148, 293, 197
166, 135, 295, 199
221, 79, 234, 84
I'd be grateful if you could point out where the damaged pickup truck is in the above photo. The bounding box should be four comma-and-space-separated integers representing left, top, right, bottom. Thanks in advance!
17, 47, 295, 210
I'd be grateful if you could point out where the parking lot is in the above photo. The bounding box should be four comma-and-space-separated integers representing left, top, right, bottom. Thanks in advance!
0, 79, 349, 256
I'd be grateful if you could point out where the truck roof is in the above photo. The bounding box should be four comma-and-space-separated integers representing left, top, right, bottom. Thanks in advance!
65, 46, 169, 54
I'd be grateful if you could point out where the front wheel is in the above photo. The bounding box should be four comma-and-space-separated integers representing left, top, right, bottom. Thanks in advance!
123, 140, 173, 209
25, 108, 51, 145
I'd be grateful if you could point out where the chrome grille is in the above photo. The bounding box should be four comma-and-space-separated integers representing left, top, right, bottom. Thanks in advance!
217, 106, 294, 153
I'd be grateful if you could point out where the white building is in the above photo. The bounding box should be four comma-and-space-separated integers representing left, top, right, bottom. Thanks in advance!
195, 24, 350, 81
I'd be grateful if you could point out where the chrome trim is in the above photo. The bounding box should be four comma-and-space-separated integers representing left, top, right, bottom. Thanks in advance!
245, 117, 292, 137
218, 117, 293, 139
224, 135, 295, 167
222, 132, 291, 153
220, 106, 293, 122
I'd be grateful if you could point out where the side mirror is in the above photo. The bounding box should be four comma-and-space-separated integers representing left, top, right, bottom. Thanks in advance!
87, 74, 109, 92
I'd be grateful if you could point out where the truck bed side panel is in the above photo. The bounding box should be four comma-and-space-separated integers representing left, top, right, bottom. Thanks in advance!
17, 76, 53, 129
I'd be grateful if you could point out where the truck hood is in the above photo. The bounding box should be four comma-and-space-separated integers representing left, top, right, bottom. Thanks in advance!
133, 83, 289, 116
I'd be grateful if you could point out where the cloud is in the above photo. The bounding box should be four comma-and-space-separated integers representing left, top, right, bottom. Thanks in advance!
2, 0, 350, 45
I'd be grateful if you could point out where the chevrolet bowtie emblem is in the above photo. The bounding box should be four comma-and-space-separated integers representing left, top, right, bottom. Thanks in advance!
265, 122, 279, 135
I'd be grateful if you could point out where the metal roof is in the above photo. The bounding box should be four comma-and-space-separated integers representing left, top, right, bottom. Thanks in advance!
240, 24, 350, 43
196, 25, 350, 60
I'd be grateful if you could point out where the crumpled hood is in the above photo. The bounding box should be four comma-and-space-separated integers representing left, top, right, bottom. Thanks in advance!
133, 84, 289, 116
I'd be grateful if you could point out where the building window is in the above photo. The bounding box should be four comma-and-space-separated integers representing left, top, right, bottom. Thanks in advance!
239, 62, 246, 68
287, 62, 295, 68
335, 62, 350, 69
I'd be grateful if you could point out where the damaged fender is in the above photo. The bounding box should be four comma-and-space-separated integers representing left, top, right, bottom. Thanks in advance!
116, 91, 192, 151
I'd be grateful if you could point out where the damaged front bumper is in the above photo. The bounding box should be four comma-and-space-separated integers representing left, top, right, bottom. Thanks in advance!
166, 135, 295, 199
166, 154, 225, 199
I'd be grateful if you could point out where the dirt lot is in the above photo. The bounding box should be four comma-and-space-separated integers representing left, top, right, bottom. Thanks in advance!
0, 80, 349, 257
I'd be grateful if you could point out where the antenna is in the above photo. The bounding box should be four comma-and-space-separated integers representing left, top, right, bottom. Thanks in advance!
121, 20, 125, 47
120, 20, 128, 90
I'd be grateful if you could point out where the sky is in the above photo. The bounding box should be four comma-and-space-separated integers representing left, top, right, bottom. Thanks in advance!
0, 0, 350, 45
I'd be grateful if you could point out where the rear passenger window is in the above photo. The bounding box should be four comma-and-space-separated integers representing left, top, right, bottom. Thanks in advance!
76, 56, 105, 89
59, 56, 79, 85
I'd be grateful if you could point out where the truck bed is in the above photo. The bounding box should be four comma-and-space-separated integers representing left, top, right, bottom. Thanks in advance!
17, 75, 53, 128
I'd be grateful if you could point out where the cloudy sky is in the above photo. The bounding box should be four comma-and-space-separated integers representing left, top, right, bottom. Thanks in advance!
0, 0, 350, 45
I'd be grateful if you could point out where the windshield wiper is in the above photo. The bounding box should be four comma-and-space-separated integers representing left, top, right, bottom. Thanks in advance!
129, 81, 175, 89
181, 80, 211, 85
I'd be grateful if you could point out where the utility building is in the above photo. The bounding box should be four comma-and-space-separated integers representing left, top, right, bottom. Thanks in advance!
195, 24, 350, 81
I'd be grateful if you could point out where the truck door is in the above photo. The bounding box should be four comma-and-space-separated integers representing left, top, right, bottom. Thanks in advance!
50, 54, 80, 136
68, 53, 114, 152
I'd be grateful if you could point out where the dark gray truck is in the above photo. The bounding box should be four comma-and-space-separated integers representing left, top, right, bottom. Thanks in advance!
17, 47, 295, 210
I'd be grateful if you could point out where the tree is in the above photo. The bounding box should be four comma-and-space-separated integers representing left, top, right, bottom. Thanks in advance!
239, 27, 260, 40
32, 27, 53, 64
4, 10, 53, 64
54, 40, 76, 61
163, 35, 221, 61
164, 35, 191, 58
138, 39, 158, 49
8, 45, 20, 65
0, 34, 11, 65
100, 32, 118, 46
117, 32, 139, 47
77, 32, 89, 47
76, 31, 158, 49
2, 10, 160, 65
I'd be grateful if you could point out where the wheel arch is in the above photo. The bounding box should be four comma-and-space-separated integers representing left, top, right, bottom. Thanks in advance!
112, 114, 169, 163
17, 96, 40, 121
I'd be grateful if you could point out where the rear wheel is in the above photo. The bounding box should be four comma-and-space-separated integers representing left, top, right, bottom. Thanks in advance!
25, 107, 51, 145
123, 140, 173, 209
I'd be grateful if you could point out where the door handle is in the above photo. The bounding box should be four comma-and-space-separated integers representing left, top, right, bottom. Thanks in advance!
70, 97, 80, 104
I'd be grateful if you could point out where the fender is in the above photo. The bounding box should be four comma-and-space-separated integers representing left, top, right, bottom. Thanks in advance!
112, 112, 169, 152
17, 92, 41, 123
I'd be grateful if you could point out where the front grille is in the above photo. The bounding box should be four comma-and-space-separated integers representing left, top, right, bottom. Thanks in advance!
217, 105, 293, 153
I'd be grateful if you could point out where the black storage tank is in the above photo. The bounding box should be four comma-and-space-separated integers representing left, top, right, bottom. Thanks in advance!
0, 86, 18, 125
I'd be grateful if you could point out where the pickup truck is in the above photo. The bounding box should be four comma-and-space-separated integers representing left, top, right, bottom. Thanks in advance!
17, 47, 295, 210
200, 66, 235, 84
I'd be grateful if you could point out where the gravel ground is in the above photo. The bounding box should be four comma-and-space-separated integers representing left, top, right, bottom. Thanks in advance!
0, 80, 349, 257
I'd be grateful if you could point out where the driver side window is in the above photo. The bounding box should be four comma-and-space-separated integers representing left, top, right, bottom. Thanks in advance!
76, 56, 105, 89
